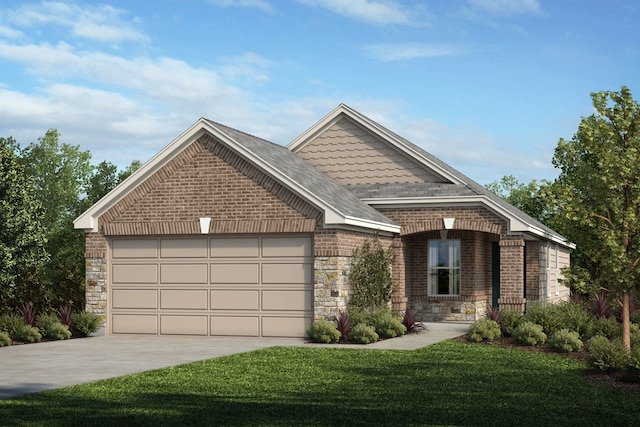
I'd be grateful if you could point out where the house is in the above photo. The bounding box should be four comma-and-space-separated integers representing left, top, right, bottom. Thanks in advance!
74, 104, 573, 337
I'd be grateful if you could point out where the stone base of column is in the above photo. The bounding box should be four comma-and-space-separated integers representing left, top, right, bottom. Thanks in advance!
498, 297, 526, 313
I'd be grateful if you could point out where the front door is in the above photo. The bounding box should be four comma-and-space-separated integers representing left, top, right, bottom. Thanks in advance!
492, 242, 500, 308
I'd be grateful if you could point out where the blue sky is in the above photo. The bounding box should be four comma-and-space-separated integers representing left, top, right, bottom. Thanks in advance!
0, 0, 638, 185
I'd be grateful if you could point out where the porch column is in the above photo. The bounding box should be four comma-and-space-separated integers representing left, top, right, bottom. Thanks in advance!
498, 238, 526, 312
391, 237, 407, 311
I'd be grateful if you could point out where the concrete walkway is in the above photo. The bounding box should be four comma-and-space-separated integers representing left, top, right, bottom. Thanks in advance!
0, 322, 469, 400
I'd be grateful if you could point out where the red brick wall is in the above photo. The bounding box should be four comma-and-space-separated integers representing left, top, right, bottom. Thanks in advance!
101, 135, 322, 227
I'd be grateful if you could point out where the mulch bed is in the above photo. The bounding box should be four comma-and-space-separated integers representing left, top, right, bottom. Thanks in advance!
454, 334, 640, 392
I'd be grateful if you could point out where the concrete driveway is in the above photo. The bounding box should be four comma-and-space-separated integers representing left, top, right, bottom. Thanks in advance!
0, 322, 469, 400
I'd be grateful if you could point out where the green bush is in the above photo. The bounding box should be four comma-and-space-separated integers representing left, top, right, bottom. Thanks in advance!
372, 308, 406, 339
0, 313, 26, 336
628, 346, 640, 377
307, 320, 341, 344
0, 331, 11, 346
525, 303, 560, 335
348, 308, 375, 328
499, 309, 524, 336
71, 311, 101, 337
348, 323, 379, 344
549, 329, 583, 353
348, 236, 394, 310
513, 321, 547, 346
587, 335, 629, 372
631, 324, 640, 349
44, 323, 72, 340
469, 319, 501, 343
14, 324, 42, 343
554, 301, 594, 339
35, 312, 61, 332
591, 316, 621, 340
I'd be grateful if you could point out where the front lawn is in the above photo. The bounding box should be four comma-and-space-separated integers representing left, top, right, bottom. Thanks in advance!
1, 340, 638, 426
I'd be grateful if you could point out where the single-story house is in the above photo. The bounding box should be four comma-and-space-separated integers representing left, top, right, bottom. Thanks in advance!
74, 104, 573, 337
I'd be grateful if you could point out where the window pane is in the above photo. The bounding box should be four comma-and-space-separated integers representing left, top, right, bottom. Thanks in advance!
428, 240, 461, 296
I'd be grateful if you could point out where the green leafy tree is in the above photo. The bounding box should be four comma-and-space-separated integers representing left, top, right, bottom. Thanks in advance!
0, 138, 49, 311
485, 175, 551, 223
348, 235, 394, 310
552, 86, 640, 350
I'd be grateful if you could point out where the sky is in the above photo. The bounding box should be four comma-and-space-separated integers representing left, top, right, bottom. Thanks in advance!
0, 0, 638, 185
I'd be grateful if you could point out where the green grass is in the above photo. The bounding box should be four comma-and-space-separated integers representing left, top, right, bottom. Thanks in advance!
1, 340, 638, 426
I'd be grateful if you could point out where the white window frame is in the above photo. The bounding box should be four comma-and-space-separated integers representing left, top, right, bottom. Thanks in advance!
546, 242, 551, 297
555, 244, 560, 296
428, 240, 461, 296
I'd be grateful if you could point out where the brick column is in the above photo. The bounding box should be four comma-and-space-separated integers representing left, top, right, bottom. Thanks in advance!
498, 238, 526, 312
391, 237, 407, 311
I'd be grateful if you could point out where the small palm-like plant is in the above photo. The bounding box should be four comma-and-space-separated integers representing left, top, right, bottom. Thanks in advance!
21, 303, 36, 326
402, 309, 425, 334
335, 310, 350, 340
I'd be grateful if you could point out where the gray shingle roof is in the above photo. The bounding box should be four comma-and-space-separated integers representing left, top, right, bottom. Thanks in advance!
204, 119, 398, 228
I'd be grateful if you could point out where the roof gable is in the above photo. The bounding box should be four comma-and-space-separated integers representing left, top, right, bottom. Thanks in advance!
74, 118, 399, 234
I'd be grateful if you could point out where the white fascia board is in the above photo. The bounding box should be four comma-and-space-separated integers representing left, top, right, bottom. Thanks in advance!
363, 196, 574, 248
74, 120, 210, 232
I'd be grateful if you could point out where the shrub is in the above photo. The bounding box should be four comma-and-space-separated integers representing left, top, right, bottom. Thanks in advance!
499, 309, 523, 337
524, 303, 560, 335
554, 301, 594, 339
549, 329, 583, 353
348, 308, 375, 328
469, 319, 501, 343
35, 312, 62, 332
348, 235, 394, 311
373, 308, 406, 339
402, 309, 424, 334
631, 324, 640, 348
587, 335, 629, 372
44, 323, 72, 340
628, 346, 640, 377
348, 323, 379, 344
335, 311, 350, 340
59, 305, 72, 328
0, 314, 25, 336
14, 324, 42, 343
513, 321, 547, 346
589, 292, 611, 318
485, 306, 501, 322
0, 331, 11, 347
591, 316, 621, 340
21, 303, 36, 326
307, 320, 341, 344
70, 311, 101, 337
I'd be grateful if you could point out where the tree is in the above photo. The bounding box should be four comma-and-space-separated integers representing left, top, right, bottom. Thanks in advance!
0, 138, 49, 311
485, 175, 551, 223
552, 86, 640, 350
348, 235, 394, 310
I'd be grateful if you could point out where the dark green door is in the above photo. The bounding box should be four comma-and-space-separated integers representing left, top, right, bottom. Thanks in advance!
492, 242, 500, 308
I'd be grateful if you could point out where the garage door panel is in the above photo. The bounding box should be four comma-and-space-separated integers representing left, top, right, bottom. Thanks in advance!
112, 264, 158, 284
160, 264, 208, 284
262, 290, 312, 311
112, 314, 158, 334
211, 316, 259, 336
160, 238, 208, 258
211, 237, 259, 257
211, 263, 259, 284
160, 290, 208, 309
112, 239, 158, 259
262, 317, 312, 338
112, 289, 158, 309
262, 263, 312, 284
161, 315, 208, 335
110, 235, 312, 337
211, 290, 259, 310
262, 236, 312, 258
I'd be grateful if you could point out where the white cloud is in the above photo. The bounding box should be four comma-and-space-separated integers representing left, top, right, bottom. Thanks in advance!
365, 43, 465, 61
296, 0, 420, 25
467, 0, 541, 16
3, 2, 147, 43
0, 25, 23, 39
207, 0, 274, 12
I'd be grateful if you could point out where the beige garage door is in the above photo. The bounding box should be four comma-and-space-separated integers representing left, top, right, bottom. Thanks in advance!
109, 235, 313, 337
